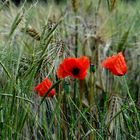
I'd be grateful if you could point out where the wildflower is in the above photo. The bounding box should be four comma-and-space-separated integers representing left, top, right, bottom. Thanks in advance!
102, 52, 127, 76
57, 56, 90, 80
34, 77, 55, 97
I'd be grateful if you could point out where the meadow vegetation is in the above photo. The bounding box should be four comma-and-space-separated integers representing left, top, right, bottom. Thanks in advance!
0, 0, 140, 139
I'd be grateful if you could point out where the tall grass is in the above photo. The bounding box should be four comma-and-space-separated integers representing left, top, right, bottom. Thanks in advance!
0, 0, 140, 139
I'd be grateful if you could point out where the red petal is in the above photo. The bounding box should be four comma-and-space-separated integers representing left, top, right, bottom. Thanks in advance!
78, 56, 90, 71
57, 56, 90, 79
34, 77, 55, 97
57, 63, 70, 78
48, 89, 55, 97
63, 58, 77, 72
102, 52, 127, 76
78, 71, 87, 80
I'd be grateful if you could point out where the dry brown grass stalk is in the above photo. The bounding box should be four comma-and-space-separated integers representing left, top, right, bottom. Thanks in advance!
21, 25, 40, 41
71, 0, 80, 13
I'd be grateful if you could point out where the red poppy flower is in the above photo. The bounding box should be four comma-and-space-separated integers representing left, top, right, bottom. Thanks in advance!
102, 52, 127, 76
34, 77, 55, 97
57, 56, 90, 80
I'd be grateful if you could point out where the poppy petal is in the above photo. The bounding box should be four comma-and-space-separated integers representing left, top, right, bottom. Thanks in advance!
63, 58, 77, 72
78, 56, 90, 71
56, 56, 90, 79
57, 63, 70, 78
102, 52, 127, 76
34, 77, 55, 97
78, 71, 87, 80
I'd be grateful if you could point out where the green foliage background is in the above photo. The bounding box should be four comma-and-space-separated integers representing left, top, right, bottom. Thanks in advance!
0, 0, 140, 139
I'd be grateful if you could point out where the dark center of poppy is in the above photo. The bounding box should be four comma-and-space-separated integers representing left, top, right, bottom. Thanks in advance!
72, 67, 80, 76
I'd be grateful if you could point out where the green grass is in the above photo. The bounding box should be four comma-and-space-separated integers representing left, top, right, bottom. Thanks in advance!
0, 0, 140, 139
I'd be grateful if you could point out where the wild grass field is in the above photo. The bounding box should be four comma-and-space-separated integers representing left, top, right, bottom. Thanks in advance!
0, 0, 140, 139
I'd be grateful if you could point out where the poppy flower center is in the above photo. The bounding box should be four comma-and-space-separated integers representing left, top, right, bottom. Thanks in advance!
72, 67, 80, 76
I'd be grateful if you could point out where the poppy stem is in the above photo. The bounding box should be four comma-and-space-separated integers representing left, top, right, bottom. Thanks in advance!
123, 76, 140, 126
73, 78, 77, 109
73, 78, 77, 136
45, 99, 54, 134
74, 9, 78, 57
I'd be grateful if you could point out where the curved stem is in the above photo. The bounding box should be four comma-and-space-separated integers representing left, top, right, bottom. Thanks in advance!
123, 76, 140, 126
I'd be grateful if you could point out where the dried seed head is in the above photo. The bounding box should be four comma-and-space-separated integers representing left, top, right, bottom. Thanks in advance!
71, 0, 80, 13
21, 25, 40, 41
109, 0, 117, 11
105, 94, 125, 140
56, 40, 65, 57
47, 20, 56, 31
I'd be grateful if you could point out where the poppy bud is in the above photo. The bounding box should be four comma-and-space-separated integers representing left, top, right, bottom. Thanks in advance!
90, 64, 96, 73
34, 77, 55, 97
102, 52, 127, 76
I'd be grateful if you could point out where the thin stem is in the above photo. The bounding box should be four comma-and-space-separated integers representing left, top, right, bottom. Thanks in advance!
69, 96, 103, 140
123, 76, 140, 126
73, 79, 77, 136
75, 17, 78, 57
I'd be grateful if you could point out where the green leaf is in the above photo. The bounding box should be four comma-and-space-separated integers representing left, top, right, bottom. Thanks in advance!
8, 11, 24, 38
0, 61, 12, 79
117, 28, 130, 52
17, 107, 29, 133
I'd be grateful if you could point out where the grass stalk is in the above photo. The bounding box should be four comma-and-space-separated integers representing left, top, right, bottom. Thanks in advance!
123, 76, 140, 126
